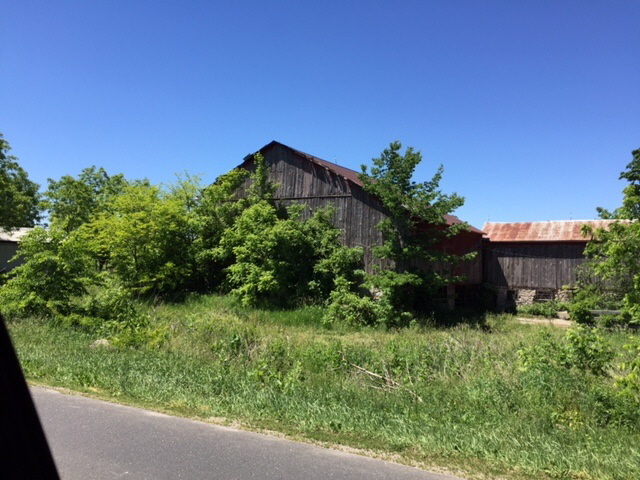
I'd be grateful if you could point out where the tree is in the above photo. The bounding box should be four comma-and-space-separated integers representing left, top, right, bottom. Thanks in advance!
217, 201, 361, 307
0, 133, 40, 231
581, 148, 640, 325
41, 166, 128, 231
358, 141, 472, 315
82, 180, 197, 297
0, 227, 94, 319
597, 148, 640, 220
191, 168, 250, 290
209, 154, 362, 307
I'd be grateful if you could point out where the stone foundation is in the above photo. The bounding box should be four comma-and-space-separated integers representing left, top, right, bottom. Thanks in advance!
494, 287, 575, 309
556, 289, 573, 303
517, 288, 537, 306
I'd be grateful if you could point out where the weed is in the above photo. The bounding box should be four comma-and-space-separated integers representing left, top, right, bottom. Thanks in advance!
8, 298, 640, 479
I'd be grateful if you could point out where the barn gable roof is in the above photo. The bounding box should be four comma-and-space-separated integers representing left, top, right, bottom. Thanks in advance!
482, 220, 623, 243
245, 141, 483, 234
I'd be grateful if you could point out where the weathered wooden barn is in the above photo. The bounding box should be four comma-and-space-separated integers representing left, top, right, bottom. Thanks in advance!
237, 141, 484, 294
482, 220, 618, 307
0, 228, 31, 273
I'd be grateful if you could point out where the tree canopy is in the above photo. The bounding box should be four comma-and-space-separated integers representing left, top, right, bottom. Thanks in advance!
41, 166, 129, 232
579, 147, 640, 325
359, 141, 468, 264
597, 148, 640, 221
0, 133, 40, 231
357, 141, 472, 317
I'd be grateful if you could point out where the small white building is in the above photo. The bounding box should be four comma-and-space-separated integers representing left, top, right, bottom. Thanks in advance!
0, 228, 32, 273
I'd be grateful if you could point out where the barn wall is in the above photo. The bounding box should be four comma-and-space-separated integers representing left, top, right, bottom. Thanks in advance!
0, 241, 21, 273
410, 232, 483, 285
241, 144, 389, 272
239, 143, 482, 283
483, 241, 587, 290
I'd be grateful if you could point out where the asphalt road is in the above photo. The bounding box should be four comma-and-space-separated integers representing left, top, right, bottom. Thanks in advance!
32, 387, 463, 480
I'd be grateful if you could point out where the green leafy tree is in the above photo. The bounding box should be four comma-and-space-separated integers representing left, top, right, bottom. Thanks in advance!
83, 180, 197, 297
192, 168, 250, 290
192, 153, 280, 292
42, 166, 128, 231
0, 227, 94, 319
581, 148, 640, 325
218, 201, 362, 308
213, 152, 363, 307
358, 141, 473, 315
0, 133, 40, 231
597, 149, 640, 221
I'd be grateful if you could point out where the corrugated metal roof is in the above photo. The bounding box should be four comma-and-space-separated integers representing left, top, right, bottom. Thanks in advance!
482, 220, 623, 242
246, 141, 484, 234
0, 227, 33, 242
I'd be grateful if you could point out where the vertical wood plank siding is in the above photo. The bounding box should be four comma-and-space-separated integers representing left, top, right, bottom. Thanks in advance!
482, 242, 586, 289
239, 143, 481, 282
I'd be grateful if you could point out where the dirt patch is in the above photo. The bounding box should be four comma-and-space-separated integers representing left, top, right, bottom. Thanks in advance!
516, 317, 572, 328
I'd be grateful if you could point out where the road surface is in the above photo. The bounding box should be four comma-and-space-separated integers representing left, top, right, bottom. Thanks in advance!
32, 387, 463, 480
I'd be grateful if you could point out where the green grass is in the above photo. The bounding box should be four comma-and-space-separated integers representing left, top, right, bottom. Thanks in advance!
8, 294, 640, 479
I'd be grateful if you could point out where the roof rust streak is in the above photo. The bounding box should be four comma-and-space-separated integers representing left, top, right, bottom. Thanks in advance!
482, 220, 624, 243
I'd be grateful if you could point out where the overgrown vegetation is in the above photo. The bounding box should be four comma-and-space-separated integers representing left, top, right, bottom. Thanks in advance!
8, 299, 640, 479
322, 141, 475, 327
1, 153, 355, 317
517, 301, 569, 318
572, 148, 640, 327
4, 138, 640, 478
1, 141, 476, 329
0, 133, 40, 231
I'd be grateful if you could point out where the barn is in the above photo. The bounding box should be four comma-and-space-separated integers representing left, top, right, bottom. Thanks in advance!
237, 141, 484, 300
482, 220, 618, 308
0, 228, 31, 273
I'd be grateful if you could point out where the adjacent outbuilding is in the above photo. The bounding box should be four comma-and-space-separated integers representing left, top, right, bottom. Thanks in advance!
482, 220, 619, 308
0, 228, 32, 273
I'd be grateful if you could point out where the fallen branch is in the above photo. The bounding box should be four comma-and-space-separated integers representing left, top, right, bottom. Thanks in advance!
342, 354, 424, 403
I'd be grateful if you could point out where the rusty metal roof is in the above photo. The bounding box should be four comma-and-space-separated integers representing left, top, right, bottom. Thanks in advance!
482, 220, 623, 242
246, 141, 483, 234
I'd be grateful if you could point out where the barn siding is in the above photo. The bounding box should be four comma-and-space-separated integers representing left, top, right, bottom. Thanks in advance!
0, 241, 21, 273
238, 143, 482, 283
483, 241, 586, 289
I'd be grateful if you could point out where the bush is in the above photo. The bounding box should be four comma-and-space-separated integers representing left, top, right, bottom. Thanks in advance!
219, 202, 363, 308
517, 301, 568, 318
0, 228, 94, 319
322, 277, 380, 327
570, 302, 594, 324
564, 326, 614, 376
82, 278, 140, 324
517, 326, 613, 377
616, 340, 640, 404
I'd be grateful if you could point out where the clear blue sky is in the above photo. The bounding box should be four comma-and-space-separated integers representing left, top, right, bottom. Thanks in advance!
2, 0, 638, 229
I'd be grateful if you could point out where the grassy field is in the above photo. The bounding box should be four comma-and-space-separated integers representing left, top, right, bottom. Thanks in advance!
8, 294, 640, 479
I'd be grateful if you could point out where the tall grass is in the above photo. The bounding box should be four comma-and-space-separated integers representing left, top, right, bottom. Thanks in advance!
8, 295, 640, 479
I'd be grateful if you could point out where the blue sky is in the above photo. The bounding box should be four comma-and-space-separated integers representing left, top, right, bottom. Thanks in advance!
2, 0, 638, 229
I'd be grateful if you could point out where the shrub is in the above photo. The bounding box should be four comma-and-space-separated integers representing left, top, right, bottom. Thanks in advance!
0, 228, 94, 319
564, 326, 614, 376
219, 202, 363, 308
616, 339, 640, 404
517, 301, 569, 318
322, 277, 380, 327
82, 277, 140, 323
570, 302, 594, 324
518, 326, 613, 377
